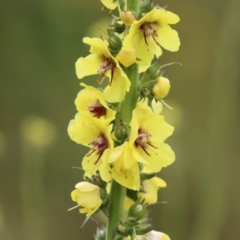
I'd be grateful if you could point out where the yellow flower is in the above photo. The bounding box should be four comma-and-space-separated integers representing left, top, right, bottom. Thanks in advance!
123, 8, 180, 66
74, 83, 116, 123
129, 105, 175, 173
71, 182, 102, 217
110, 142, 141, 190
109, 104, 174, 190
68, 114, 113, 182
100, 0, 118, 10
75, 37, 131, 103
138, 177, 166, 204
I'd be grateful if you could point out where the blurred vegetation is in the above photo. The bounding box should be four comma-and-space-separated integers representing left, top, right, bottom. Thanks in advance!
0, 0, 239, 239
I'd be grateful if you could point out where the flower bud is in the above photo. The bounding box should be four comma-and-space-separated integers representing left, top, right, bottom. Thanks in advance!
153, 76, 170, 99
138, 177, 166, 205
114, 120, 129, 142
107, 29, 122, 56
120, 11, 137, 26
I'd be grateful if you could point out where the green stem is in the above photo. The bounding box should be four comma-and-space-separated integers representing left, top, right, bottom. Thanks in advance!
106, 1, 140, 239
119, 64, 139, 123
106, 180, 126, 240
106, 63, 139, 240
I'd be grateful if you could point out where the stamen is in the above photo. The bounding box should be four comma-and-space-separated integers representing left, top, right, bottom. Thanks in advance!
88, 100, 107, 118
134, 128, 158, 156
140, 22, 160, 46
88, 133, 109, 164
97, 56, 116, 85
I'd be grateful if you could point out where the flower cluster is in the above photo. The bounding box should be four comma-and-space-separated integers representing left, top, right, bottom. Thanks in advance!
68, 0, 180, 239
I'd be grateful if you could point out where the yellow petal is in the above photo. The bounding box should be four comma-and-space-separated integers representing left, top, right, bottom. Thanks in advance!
141, 142, 175, 172
83, 37, 109, 55
111, 143, 140, 190
116, 47, 136, 67
124, 28, 160, 66
151, 176, 167, 188
101, 0, 118, 10
153, 9, 180, 24
103, 68, 130, 102
67, 114, 111, 146
71, 181, 102, 217
156, 23, 180, 52
75, 54, 102, 79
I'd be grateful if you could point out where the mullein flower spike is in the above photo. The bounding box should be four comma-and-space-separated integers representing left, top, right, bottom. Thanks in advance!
68, 0, 180, 239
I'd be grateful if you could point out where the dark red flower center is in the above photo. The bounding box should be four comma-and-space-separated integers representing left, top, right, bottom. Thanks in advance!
140, 22, 160, 46
87, 132, 109, 164
98, 56, 116, 85
134, 128, 157, 156
88, 100, 107, 118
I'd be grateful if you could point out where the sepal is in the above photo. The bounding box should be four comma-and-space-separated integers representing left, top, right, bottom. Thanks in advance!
141, 61, 162, 84
140, 173, 156, 182
139, 0, 154, 15
113, 119, 130, 143
114, 200, 152, 239
110, 20, 126, 34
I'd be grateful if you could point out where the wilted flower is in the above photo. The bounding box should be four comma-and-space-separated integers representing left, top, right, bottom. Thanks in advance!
138, 177, 166, 204
71, 181, 102, 217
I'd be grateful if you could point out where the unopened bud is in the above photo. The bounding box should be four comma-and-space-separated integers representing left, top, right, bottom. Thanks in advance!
107, 29, 122, 56
114, 121, 129, 142
153, 76, 170, 99
120, 11, 137, 26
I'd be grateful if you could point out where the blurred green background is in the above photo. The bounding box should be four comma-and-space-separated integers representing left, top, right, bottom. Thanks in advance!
1, 0, 240, 239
